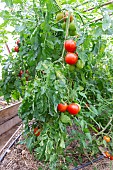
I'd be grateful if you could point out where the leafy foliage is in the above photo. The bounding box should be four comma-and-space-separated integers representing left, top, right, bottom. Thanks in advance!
0, 0, 113, 169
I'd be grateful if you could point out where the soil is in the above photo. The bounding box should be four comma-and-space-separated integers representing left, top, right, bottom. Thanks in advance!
0, 96, 20, 110
0, 134, 113, 170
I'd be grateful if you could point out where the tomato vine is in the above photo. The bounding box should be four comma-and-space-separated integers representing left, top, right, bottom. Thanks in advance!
0, 0, 113, 169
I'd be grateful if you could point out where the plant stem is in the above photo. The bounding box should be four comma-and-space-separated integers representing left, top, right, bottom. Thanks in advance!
74, 0, 90, 9
95, 114, 113, 136
61, 12, 71, 61
5, 43, 10, 54
83, 0, 113, 12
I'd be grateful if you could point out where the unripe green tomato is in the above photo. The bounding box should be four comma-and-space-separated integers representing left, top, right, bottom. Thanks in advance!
56, 12, 64, 22
69, 30, 76, 36
62, 22, 66, 30
76, 60, 85, 69
69, 22, 76, 31
69, 65, 76, 72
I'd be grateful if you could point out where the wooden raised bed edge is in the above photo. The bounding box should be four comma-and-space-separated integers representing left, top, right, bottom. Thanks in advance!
0, 101, 22, 136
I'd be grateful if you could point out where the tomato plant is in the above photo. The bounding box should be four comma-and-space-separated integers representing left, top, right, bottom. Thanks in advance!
65, 53, 78, 65
1, 0, 113, 169
64, 40, 76, 52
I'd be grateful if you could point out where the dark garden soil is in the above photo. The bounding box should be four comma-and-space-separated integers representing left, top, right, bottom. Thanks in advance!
0, 133, 113, 170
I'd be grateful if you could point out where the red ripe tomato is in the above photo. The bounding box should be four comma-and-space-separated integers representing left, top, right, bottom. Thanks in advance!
110, 155, 113, 160
16, 39, 20, 45
65, 53, 78, 65
76, 103, 81, 112
67, 103, 80, 115
14, 46, 19, 52
57, 103, 68, 112
64, 40, 76, 52
18, 70, 23, 77
34, 127, 40, 137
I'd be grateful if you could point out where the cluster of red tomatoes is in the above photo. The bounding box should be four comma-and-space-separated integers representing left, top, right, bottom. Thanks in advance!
56, 11, 85, 70
64, 39, 78, 65
33, 103, 81, 137
57, 103, 81, 115
103, 136, 113, 160
64, 39, 85, 70
14, 39, 20, 52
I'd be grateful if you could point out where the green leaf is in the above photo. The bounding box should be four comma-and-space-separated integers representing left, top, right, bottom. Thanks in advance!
46, 40, 54, 50
79, 119, 85, 130
26, 136, 34, 152
86, 133, 92, 142
45, 140, 53, 155
88, 123, 98, 133
13, 0, 22, 4
77, 35, 85, 46
4, 0, 13, 6
60, 136, 65, 148
83, 128, 89, 133
60, 113, 72, 125
51, 27, 63, 32
90, 105, 98, 116
102, 12, 111, 31
95, 27, 103, 38
15, 25, 25, 32
79, 92, 87, 98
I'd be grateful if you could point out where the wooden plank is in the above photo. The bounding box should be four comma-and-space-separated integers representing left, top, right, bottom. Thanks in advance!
0, 115, 22, 136
0, 124, 21, 151
0, 102, 21, 125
